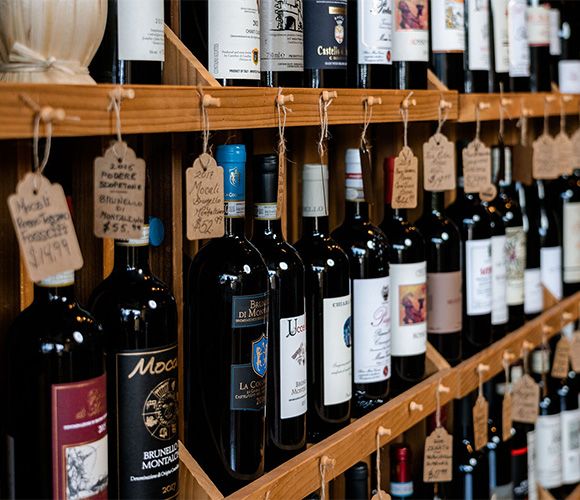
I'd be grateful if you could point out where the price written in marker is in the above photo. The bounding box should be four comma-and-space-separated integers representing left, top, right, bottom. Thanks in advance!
462, 139, 491, 194
423, 133, 456, 192
392, 146, 418, 209
511, 374, 540, 424
423, 427, 453, 483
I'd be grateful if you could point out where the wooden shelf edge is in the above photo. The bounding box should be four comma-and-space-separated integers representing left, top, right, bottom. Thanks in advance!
179, 440, 224, 500
566, 482, 580, 500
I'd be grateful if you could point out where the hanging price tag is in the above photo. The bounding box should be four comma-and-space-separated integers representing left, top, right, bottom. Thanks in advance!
570, 331, 580, 373
359, 143, 374, 204
511, 374, 540, 424
8, 173, 84, 282
423, 427, 453, 483
276, 151, 286, 219
571, 129, 580, 170
423, 133, 455, 191
551, 336, 571, 379
391, 146, 418, 209
502, 392, 513, 442
533, 134, 557, 179
93, 141, 145, 240
371, 491, 391, 500
473, 394, 489, 451
554, 131, 574, 176
186, 153, 225, 240
462, 139, 491, 194
479, 184, 498, 202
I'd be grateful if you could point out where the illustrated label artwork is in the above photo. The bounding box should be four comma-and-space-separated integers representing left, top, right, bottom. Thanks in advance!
94, 142, 146, 240
358, 0, 393, 64
114, 345, 179, 498
117, 0, 164, 61
261, 0, 304, 71
304, 0, 348, 69
505, 226, 526, 306
280, 313, 308, 419
561, 408, 580, 484
465, 239, 492, 315
431, 0, 465, 53
392, 0, 429, 61
427, 271, 462, 333
423, 133, 456, 192
462, 140, 492, 194
52, 374, 108, 500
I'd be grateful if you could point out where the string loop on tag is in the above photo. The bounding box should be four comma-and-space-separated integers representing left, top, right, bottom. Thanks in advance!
108, 87, 134, 148
436, 98, 451, 136
361, 97, 380, 150
197, 86, 220, 157
319, 455, 335, 500
375, 426, 391, 498
436, 383, 450, 428
399, 92, 415, 148
318, 91, 336, 215
276, 88, 292, 164
477, 363, 489, 398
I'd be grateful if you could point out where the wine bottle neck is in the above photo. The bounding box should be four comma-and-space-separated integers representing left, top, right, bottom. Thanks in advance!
302, 216, 329, 235
252, 217, 283, 239
345, 200, 369, 220
114, 243, 151, 272
34, 271, 76, 302
424, 191, 445, 214
225, 216, 246, 237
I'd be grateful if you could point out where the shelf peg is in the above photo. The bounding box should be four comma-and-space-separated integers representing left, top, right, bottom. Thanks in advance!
276, 93, 294, 106
401, 92, 416, 109
439, 98, 452, 109
109, 87, 135, 101
501, 97, 513, 107
365, 96, 382, 106
562, 311, 574, 323
561, 95, 573, 103
437, 383, 450, 394
39, 106, 66, 122
542, 324, 554, 336
322, 90, 338, 102
202, 94, 221, 108
377, 426, 391, 438
477, 363, 490, 374
409, 401, 424, 412
545, 95, 556, 103
522, 340, 534, 353
503, 350, 516, 363
478, 101, 491, 111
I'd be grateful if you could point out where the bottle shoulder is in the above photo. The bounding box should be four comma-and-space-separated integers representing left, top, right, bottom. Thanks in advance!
251, 237, 305, 271
332, 221, 389, 256
294, 233, 350, 268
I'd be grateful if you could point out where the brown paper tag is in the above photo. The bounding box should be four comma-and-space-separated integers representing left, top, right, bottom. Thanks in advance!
8, 172, 84, 282
533, 134, 557, 180
479, 183, 498, 202
359, 143, 374, 204
473, 394, 489, 451
276, 150, 286, 219
502, 392, 513, 442
93, 141, 145, 240
570, 331, 580, 373
371, 491, 391, 500
186, 153, 225, 241
571, 128, 580, 170
423, 427, 453, 483
391, 146, 418, 209
512, 145, 533, 186
423, 133, 456, 192
511, 374, 540, 424
462, 139, 492, 194
554, 132, 574, 177
551, 336, 571, 379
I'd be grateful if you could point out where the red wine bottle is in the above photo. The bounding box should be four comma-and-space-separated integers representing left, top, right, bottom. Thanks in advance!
416, 191, 463, 366
89, 226, 179, 499
464, 0, 492, 93
5, 271, 107, 499
380, 158, 427, 393
489, 0, 510, 91
333, 149, 390, 417
557, 368, 580, 492
186, 145, 269, 494
527, 0, 552, 91
390, 443, 414, 499
250, 155, 307, 470
294, 163, 352, 443
508, 0, 531, 91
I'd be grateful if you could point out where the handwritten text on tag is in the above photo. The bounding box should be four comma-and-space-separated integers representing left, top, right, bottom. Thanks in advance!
423, 427, 453, 483
502, 392, 513, 441
533, 134, 557, 180
511, 374, 540, 424
462, 139, 491, 194
392, 146, 418, 209
423, 133, 455, 191
473, 394, 489, 451
554, 132, 574, 177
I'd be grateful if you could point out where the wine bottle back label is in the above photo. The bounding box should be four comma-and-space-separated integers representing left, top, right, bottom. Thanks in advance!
390, 262, 427, 356
465, 239, 492, 316
114, 345, 179, 498
508, 0, 530, 77
563, 203, 580, 284
353, 277, 391, 384
505, 227, 526, 305
491, 235, 508, 325
491, 0, 509, 73
527, 5, 550, 47
280, 313, 308, 419
260, 0, 304, 72
426, 271, 462, 334
230, 363, 267, 410
357, 0, 393, 64
431, 0, 465, 53
304, 0, 348, 69
209, 0, 261, 80
232, 293, 268, 328
467, 0, 490, 70
390, 481, 413, 497
561, 408, 580, 484
540, 246, 563, 300
526, 431, 537, 500
549, 9, 561, 56
392, 0, 429, 61
535, 414, 563, 489
323, 294, 352, 405
51, 374, 108, 500
524, 268, 542, 314
117, 0, 164, 62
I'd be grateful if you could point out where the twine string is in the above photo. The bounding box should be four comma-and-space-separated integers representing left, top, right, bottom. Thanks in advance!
318, 93, 334, 215
478, 367, 484, 399
376, 432, 383, 499
360, 99, 373, 150
277, 88, 290, 161
400, 106, 410, 149
107, 91, 129, 161
436, 385, 442, 428
436, 103, 449, 137
544, 99, 550, 136
319, 457, 334, 500
475, 105, 482, 144
197, 86, 211, 157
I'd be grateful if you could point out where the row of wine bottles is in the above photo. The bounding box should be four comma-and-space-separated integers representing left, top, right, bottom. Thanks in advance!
89, 0, 580, 92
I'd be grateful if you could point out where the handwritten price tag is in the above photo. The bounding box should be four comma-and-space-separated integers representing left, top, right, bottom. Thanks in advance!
511, 374, 540, 424
462, 139, 491, 194
423, 133, 456, 191
555, 132, 574, 177
572, 129, 580, 170
473, 394, 489, 451
551, 336, 571, 379
533, 134, 557, 180
423, 427, 453, 483
8, 173, 83, 282
391, 146, 418, 209
502, 392, 513, 442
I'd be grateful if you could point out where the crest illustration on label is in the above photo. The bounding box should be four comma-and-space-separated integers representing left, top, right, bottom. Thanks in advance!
252, 335, 268, 377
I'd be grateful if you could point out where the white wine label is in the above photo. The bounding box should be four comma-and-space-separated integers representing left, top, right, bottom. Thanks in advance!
260, 0, 304, 72
353, 277, 391, 384
561, 408, 580, 484
209, 0, 261, 80
279, 313, 308, 419
491, 235, 508, 326
505, 226, 526, 306
564, 203, 580, 284
524, 268, 543, 315
527, 5, 550, 46
528, 431, 538, 500
431, 0, 465, 53
491, 0, 509, 72
465, 239, 492, 316
427, 271, 462, 334
508, 0, 530, 77
535, 414, 563, 489
467, 0, 490, 70
392, 0, 429, 62
549, 8, 561, 55
358, 0, 393, 64
323, 294, 352, 406
304, 0, 348, 69
541, 246, 563, 300
117, 0, 164, 61
560, 61, 580, 94
390, 262, 427, 356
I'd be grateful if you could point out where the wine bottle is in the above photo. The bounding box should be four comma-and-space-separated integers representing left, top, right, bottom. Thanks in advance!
250, 155, 307, 470
304, 0, 348, 88
392, 0, 429, 89
344, 462, 369, 499
390, 443, 414, 499
260, 0, 304, 87
491, 145, 526, 331
186, 145, 269, 494
464, 0, 492, 93
90, 0, 165, 84
489, 0, 510, 91
347, 0, 393, 89
5, 271, 108, 499
556, 1, 579, 92
508, 0, 531, 91
430, 0, 466, 91
332, 149, 390, 417
88, 225, 179, 499
416, 191, 463, 366
557, 369, 580, 492
527, 0, 552, 91
294, 163, 352, 443
380, 158, 427, 392
548, 1, 563, 86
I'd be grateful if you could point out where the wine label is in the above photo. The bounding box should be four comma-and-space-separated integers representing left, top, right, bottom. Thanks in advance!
423, 133, 456, 192
423, 427, 453, 482
392, 146, 418, 209
94, 141, 146, 240
491, 235, 508, 326
224, 161, 246, 219
502, 391, 512, 441
51, 374, 108, 499
563, 202, 580, 284
431, 0, 465, 53
302, 164, 329, 217
231, 293, 268, 328
527, 431, 538, 500
260, 0, 304, 72
532, 133, 557, 180
524, 268, 542, 315
549, 9, 561, 55
304, 0, 348, 70
554, 132, 574, 177
8, 173, 83, 283
551, 336, 570, 379
392, 0, 429, 62
353, 277, 391, 384
465, 239, 492, 316
357, 0, 393, 64
230, 362, 267, 410
390, 262, 427, 356
279, 313, 308, 419
113, 345, 179, 498
491, 0, 509, 72
561, 408, 580, 484
511, 373, 539, 424
527, 5, 550, 47
473, 394, 489, 451
541, 246, 563, 300
390, 481, 413, 497
323, 295, 352, 406
505, 226, 525, 306
462, 139, 492, 194
561, 61, 580, 94
467, 0, 490, 70
427, 271, 462, 334
117, 0, 164, 62
254, 203, 278, 221
536, 414, 563, 489
209, 0, 260, 80
508, 0, 530, 77
186, 154, 225, 241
